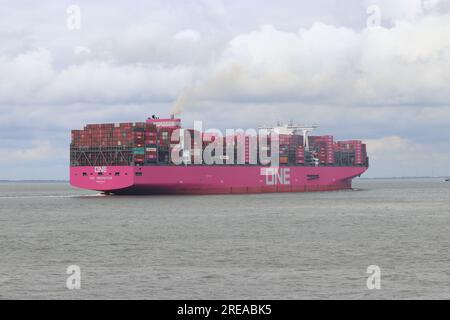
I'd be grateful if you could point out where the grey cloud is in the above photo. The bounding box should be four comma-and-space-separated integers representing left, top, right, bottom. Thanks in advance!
177, 17, 450, 108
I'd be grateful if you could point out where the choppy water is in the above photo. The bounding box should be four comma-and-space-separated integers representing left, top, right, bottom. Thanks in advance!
0, 179, 449, 299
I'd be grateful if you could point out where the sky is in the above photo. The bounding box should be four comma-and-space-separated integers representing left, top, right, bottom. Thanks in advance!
0, 0, 449, 179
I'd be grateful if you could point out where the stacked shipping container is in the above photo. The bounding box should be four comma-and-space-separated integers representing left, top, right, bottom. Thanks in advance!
71, 122, 161, 167
71, 119, 367, 167
334, 140, 367, 167
309, 135, 334, 165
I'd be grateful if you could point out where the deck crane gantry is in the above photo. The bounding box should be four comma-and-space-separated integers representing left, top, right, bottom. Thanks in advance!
258, 124, 318, 151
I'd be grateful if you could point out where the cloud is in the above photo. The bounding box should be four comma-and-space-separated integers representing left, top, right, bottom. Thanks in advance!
174, 29, 201, 42
364, 136, 450, 177
0, 49, 54, 103
3, 15, 450, 110
0, 48, 195, 105
175, 15, 450, 108
363, 0, 443, 22
366, 136, 419, 153
0, 140, 55, 162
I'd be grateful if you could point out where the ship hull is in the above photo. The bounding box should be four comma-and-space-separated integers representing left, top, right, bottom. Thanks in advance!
70, 165, 368, 195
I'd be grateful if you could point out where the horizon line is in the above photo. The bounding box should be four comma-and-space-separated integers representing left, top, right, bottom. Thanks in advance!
1, 176, 449, 183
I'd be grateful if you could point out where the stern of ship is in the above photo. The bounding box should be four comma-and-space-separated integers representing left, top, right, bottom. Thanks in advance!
70, 166, 135, 193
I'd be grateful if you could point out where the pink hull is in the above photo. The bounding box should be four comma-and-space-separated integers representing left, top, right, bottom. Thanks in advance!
70, 166, 368, 195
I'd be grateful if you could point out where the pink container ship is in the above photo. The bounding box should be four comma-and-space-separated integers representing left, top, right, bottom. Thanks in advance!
70, 116, 369, 195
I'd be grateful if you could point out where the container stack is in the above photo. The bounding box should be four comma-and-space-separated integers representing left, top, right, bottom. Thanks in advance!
191, 129, 203, 164
278, 134, 291, 165
361, 143, 367, 165
353, 141, 363, 166
296, 146, 305, 165
279, 145, 289, 164
71, 117, 368, 168
244, 135, 252, 164
132, 124, 145, 165
115, 123, 133, 147
155, 127, 173, 164
70, 121, 161, 167
335, 140, 367, 166
309, 135, 334, 165
230, 133, 254, 164
145, 125, 158, 164
223, 135, 236, 165
288, 134, 303, 165
71, 130, 86, 147
258, 140, 272, 164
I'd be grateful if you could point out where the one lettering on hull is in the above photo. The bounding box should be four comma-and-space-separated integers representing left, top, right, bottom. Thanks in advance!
261, 168, 291, 185
94, 166, 107, 173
